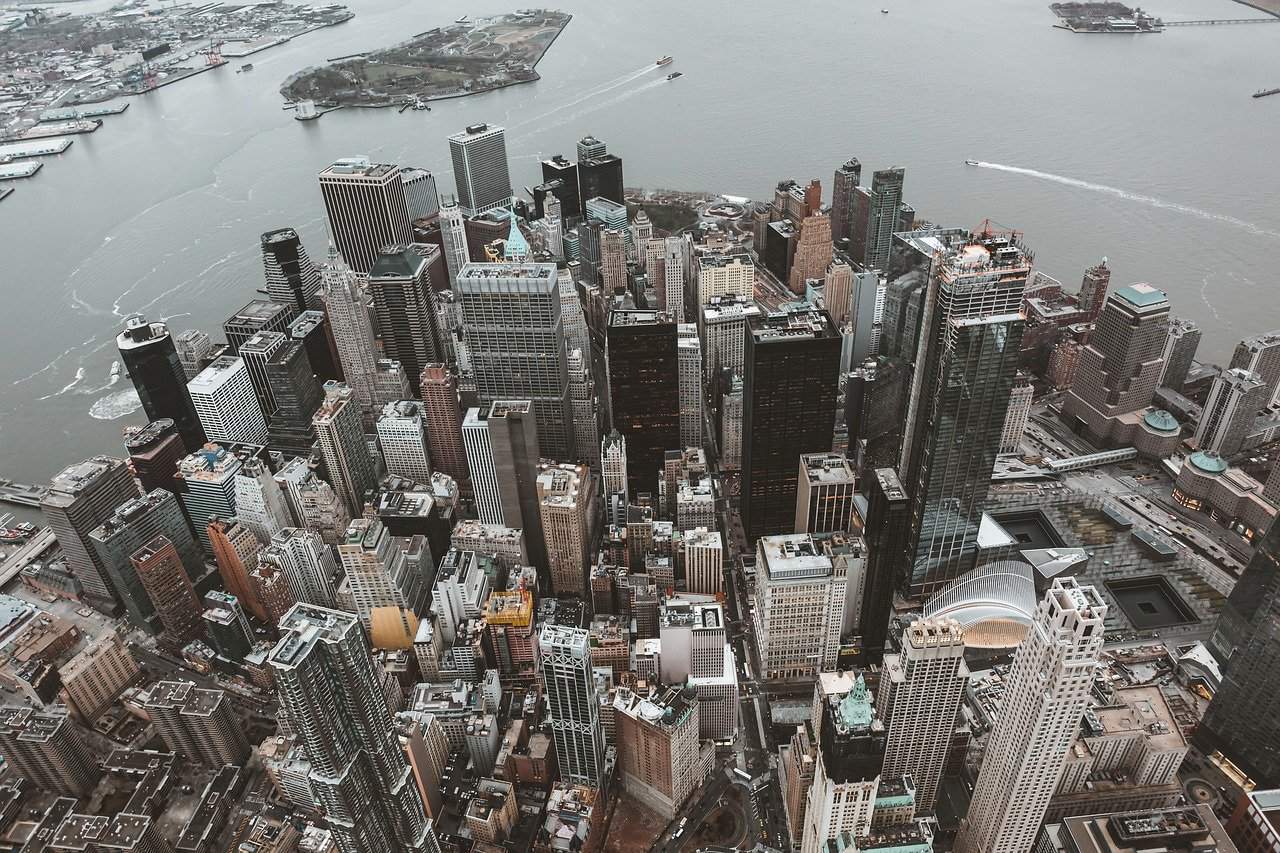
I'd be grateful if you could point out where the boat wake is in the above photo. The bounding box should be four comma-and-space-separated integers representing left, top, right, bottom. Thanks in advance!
89, 388, 141, 420
38, 367, 85, 400
510, 62, 660, 131
970, 161, 1280, 239
527, 77, 668, 138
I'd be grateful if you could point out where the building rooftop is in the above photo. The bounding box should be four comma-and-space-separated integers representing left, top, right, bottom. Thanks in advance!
608, 308, 674, 327
749, 307, 837, 342
187, 355, 245, 394
801, 453, 857, 485
1115, 282, 1169, 310
759, 534, 833, 580
320, 156, 399, 178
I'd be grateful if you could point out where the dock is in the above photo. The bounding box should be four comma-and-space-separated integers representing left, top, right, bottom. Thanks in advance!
38, 102, 129, 122
0, 479, 49, 508
0, 138, 73, 160
0, 528, 57, 588
18, 119, 101, 141
1165, 16, 1280, 24
0, 187, 12, 203
0, 161, 42, 181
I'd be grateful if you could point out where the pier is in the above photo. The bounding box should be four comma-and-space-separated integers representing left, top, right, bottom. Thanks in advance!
1164, 16, 1280, 24
0, 479, 49, 508
0, 528, 57, 587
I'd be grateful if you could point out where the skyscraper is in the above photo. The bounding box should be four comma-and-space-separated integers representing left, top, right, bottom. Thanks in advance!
263, 339, 325, 459
320, 247, 380, 414
318, 156, 413, 274
234, 456, 292, 543
863, 167, 906, 271
368, 246, 444, 395
270, 604, 437, 853
123, 419, 187, 495
0, 707, 100, 796
188, 355, 269, 447
900, 232, 1030, 597
538, 624, 606, 786
209, 518, 267, 620
1196, 367, 1268, 457
90, 488, 206, 633
537, 463, 595, 597
607, 310, 680, 496
955, 578, 1107, 853
438, 196, 471, 288
794, 452, 857, 535
1199, 518, 1280, 785
788, 211, 833, 296
830, 158, 862, 244
567, 348, 600, 473
239, 330, 288, 422
261, 228, 322, 314
176, 444, 243, 552
144, 680, 250, 767
401, 166, 440, 221
663, 236, 686, 321
131, 534, 205, 648
117, 315, 206, 451
378, 400, 432, 484
859, 468, 910, 660
458, 262, 571, 458
288, 309, 342, 386
223, 299, 293, 355
696, 251, 753, 306
174, 328, 214, 379
1230, 331, 1280, 404
1159, 316, 1201, 392
419, 364, 470, 494
449, 123, 512, 215
338, 518, 430, 633
754, 534, 848, 680
1062, 283, 1174, 452
741, 308, 842, 543
599, 227, 627, 294
700, 296, 762, 382
677, 323, 703, 449
683, 527, 724, 595
539, 155, 580, 218
577, 138, 624, 207
463, 408, 501, 525
314, 382, 377, 516
877, 618, 967, 814
261, 528, 338, 608
487, 401, 548, 574
42, 456, 140, 614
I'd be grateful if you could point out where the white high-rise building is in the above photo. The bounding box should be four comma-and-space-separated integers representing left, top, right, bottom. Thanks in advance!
538, 624, 605, 786
699, 296, 763, 383
955, 578, 1107, 853
319, 247, 379, 414
432, 548, 490, 643
678, 324, 703, 448
462, 408, 502, 525
377, 400, 432, 484
754, 534, 847, 680
601, 431, 628, 527
338, 518, 430, 633
682, 527, 724, 595
313, 382, 377, 517
877, 618, 968, 814
261, 527, 337, 607
448, 124, 512, 216
439, 196, 470, 289
558, 267, 590, 360
567, 349, 600, 472
317, 157, 412, 275
544, 195, 564, 260
696, 251, 753, 306
187, 356, 268, 446
664, 237, 686, 322
233, 456, 292, 544
1000, 373, 1034, 453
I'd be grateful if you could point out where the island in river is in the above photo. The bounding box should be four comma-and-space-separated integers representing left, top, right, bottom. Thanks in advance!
280, 9, 572, 107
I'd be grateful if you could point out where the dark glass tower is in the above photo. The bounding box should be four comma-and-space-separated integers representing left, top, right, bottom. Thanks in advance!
830, 157, 862, 244
899, 232, 1030, 598
859, 468, 911, 661
540, 155, 581, 218
864, 167, 906, 271
261, 228, 322, 315
289, 309, 343, 383
579, 154, 624, 207
1198, 519, 1280, 785
222, 299, 293, 355
265, 340, 324, 459
740, 307, 842, 543
606, 310, 680, 497
117, 316, 206, 452
367, 245, 444, 396
123, 419, 187, 496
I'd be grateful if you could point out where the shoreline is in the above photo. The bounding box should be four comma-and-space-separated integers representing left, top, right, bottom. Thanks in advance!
289, 11, 573, 110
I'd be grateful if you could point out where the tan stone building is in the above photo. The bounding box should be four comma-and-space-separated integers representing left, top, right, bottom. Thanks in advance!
58, 632, 141, 723
537, 463, 595, 597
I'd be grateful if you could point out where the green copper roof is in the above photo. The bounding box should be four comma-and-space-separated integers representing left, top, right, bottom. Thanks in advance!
835, 674, 873, 730
1190, 451, 1228, 474
504, 212, 530, 260
1143, 409, 1179, 433
1116, 283, 1167, 308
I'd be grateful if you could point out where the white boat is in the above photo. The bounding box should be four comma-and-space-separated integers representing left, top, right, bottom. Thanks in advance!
110, 360, 120, 378
656, 56, 673, 66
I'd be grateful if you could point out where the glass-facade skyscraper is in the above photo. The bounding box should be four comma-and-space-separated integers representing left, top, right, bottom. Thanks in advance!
1199, 518, 1280, 785
606, 310, 680, 497
117, 316, 206, 452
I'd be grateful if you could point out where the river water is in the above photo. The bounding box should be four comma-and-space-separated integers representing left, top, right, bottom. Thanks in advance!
1, 0, 1278, 485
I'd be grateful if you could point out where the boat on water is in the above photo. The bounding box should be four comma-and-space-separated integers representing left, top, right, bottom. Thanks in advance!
1254, 88, 1280, 99
656, 56, 673, 66
0, 187, 12, 204
964, 159, 979, 166
238, 63, 253, 73
881, 8, 889, 12
456, 15, 469, 23
667, 72, 683, 81
110, 360, 121, 379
